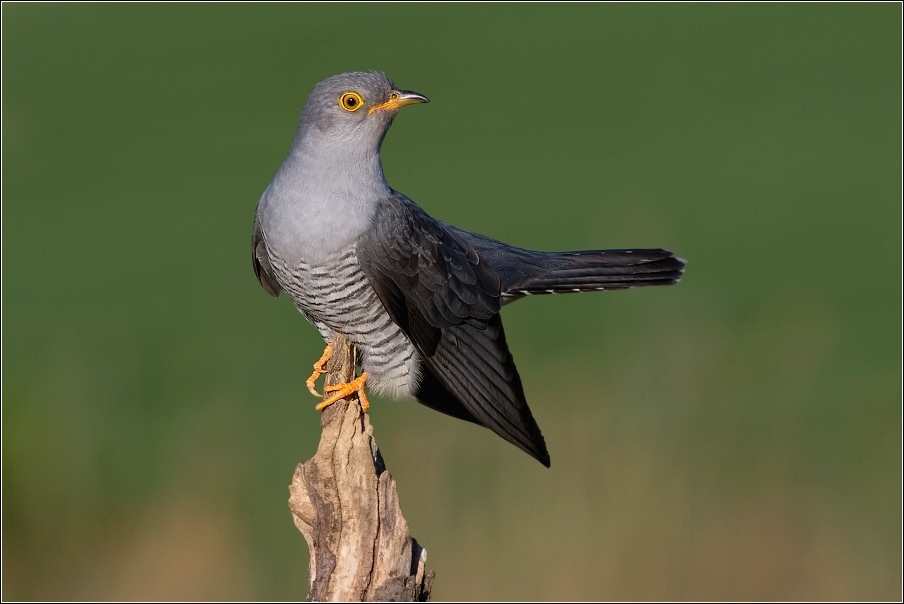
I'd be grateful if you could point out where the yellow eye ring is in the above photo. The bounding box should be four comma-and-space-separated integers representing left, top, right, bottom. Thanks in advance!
339, 92, 364, 112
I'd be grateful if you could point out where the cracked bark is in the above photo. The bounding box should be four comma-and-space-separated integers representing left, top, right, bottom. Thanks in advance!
288, 334, 434, 602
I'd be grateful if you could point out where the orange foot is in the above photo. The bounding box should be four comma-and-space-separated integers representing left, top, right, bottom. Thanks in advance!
305, 343, 333, 397
316, 372, 370, 413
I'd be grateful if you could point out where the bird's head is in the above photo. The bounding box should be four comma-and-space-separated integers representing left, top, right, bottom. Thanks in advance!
295, 71, 429, 152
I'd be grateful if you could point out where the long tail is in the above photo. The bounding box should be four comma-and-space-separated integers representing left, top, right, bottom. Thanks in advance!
501, 248, 685, 299
448, 226, 685, 300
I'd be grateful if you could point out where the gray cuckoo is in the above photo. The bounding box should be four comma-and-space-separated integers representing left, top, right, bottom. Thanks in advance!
252, 72, 685, 467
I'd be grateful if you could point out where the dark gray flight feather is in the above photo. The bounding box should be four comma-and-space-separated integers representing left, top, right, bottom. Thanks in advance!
358, 193, 550, 466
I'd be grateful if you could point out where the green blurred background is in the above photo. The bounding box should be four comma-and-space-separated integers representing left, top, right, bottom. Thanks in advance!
2, 4, 900, 600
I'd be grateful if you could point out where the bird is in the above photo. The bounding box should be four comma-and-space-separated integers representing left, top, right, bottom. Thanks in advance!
252, 71, 685, 467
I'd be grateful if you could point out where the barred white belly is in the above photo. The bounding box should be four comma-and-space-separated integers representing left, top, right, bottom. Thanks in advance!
270, 244, 420, 397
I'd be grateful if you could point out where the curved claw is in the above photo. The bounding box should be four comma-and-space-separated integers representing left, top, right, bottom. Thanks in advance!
305, 343, 333, 397
316, 372, 370, 413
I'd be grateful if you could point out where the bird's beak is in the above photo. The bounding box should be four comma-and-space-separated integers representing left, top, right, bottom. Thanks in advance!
368, 90, 430, 114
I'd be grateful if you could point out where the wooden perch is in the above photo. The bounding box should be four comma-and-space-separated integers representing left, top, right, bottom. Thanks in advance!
288, 334, 434, 602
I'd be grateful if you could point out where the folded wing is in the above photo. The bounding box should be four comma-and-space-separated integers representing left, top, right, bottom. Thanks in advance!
357, 193, 550, 466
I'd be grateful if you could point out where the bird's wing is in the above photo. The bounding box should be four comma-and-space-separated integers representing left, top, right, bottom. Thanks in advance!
252, 215, 282, 298
357, 194, 549, 465
357, 194, 501, 354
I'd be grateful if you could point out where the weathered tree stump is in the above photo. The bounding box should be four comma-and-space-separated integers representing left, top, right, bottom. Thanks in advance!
288, 334, 434, 601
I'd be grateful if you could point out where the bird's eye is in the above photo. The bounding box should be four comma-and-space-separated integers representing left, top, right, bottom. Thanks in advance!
339, 92, 364, 112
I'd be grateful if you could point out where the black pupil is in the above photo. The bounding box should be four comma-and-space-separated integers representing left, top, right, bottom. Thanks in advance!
347, 96, 356, 106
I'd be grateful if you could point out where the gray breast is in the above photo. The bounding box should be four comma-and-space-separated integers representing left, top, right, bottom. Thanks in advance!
269, 243, 421, 398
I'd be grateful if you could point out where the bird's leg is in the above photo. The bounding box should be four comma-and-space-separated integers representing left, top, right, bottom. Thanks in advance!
305, 343, 333, 397
316, 372, 370, 413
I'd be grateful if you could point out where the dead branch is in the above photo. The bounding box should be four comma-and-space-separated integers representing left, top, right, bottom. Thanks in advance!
288, 334, 434, 601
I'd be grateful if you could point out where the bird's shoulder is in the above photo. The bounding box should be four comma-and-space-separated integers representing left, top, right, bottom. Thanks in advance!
365, 192, 451, 244
362, 192, 500, 299
356, 191, 501, 354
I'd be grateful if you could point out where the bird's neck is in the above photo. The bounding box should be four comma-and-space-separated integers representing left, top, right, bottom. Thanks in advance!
260, 138, 390, 263
292, 137, 389, 198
